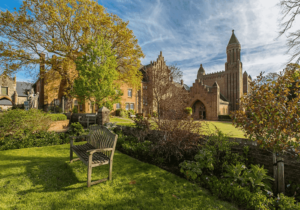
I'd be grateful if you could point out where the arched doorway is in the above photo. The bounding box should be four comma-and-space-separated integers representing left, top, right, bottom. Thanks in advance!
192, 100, 206, 120
0, 97, 13, 110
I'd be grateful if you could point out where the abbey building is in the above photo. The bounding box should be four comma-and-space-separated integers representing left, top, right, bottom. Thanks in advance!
188, 30, 252, 120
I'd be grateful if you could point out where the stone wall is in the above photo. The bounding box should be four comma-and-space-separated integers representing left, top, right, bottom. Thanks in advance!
0, 75, 16, 104
116, 125, 300, 184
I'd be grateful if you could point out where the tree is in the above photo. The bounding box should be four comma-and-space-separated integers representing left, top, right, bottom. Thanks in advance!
139, 63, 201, 162
168, 63, 183, 83
0, 0, 144, 96
278, 0, 300, 63
255, 72, 280, 87
230, 66, 300, 195
70, 35, 122, 110
144, 64, 188, 120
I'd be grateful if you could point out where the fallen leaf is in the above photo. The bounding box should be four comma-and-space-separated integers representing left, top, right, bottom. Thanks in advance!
129, 180, 136, 185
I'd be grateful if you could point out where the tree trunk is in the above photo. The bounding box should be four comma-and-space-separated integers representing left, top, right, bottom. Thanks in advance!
277, 156, 285, 195
273, 152, 278, 195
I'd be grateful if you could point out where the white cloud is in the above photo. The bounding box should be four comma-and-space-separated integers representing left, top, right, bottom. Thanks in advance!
109, 0, 291, 86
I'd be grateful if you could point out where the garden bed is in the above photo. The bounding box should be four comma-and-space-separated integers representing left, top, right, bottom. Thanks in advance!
114, 126, 300, 210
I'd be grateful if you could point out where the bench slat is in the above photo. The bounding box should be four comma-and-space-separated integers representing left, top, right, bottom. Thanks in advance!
72, 143, 110, 166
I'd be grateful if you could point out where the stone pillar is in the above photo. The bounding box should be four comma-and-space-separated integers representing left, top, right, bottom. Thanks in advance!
97, 106, 110, 125
14, 91, 18, 106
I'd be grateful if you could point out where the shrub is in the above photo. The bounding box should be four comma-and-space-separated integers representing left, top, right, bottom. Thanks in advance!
151, 117, 203, 162
122, 140, 152, 158
53, 106, 62, 113
180, 127, 244, 177
152, 111, 158, 117
0, 131, 70, 151
0, 109, 52, 141
69, 122, 84, 136
119, 110, 126, 118
116, 109, 122, 116
223, 163, 274, 194
184, 107, 192, 115
48, 114, 67, 121
72, 106, 78, 114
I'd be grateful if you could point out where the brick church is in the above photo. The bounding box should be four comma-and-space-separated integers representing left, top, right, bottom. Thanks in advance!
188, 30, 252, 120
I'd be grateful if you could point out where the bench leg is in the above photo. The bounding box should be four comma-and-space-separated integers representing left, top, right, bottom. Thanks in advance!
109, 160, 113, 181
87, 154, 93, 187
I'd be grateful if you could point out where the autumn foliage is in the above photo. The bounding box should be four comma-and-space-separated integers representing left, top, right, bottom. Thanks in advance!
230, 64, 300, 158
0, 0, 144, 94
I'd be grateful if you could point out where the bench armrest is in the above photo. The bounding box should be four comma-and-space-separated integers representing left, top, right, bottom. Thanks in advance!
87, 148, 114, 154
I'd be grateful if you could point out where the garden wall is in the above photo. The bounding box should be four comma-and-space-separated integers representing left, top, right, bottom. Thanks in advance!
117, 126, 300, 184
228, 138, 300, 184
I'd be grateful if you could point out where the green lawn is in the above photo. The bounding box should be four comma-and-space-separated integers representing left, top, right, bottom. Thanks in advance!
201, 121, 246, 138
110, 117, 135, 127
0, 143, 239, 210
110, 117, 246, 138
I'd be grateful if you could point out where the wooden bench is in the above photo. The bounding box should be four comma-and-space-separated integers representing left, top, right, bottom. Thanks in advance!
70, 125, 118, 187
78, 114, 97, 128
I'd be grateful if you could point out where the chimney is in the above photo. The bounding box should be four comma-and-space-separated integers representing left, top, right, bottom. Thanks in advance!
180, 79, 183, 85
170, 76, 173, 82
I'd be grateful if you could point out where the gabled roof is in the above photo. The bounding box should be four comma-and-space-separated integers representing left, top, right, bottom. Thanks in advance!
220, 93, 228, 102
16, 82, 33, 97
183, 84, 190, 91
228, 30, 240, 46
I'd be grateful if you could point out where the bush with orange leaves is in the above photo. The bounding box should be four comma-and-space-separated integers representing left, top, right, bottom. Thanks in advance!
230, 63, 300, 159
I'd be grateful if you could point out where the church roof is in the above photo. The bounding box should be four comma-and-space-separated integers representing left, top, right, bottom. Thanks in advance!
228, 30, 240, 46
16, 82, 33, 97
198, 64, 205, 73
183, 84, 190, 91
220, 93, 228, 102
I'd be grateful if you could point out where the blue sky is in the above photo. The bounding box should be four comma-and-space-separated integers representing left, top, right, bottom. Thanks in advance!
0, 0, 294, 86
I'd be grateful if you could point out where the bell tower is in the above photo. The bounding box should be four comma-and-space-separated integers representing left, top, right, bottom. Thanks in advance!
224, 30, 243, 111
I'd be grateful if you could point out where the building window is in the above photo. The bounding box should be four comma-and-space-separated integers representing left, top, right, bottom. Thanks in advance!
74, 100, 78, 106
143, 98, 148, 106
116, 103, 121, 109
1, 87, 8, 95
80, 104, 83, 111
128, 89, 132, 97
125, 103, 129, 110
130, 103, 134, 110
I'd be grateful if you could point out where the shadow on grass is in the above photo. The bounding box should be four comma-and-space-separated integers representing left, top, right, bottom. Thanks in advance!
0, 145, 238, 210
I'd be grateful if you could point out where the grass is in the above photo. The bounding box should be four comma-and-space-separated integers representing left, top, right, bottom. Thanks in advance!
0, 143, 239, 210
110, 116, 246, 138
110, 117, 135, 127
200, 121, 246, 138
